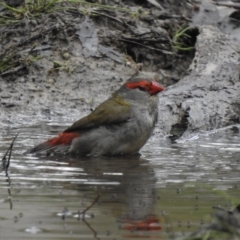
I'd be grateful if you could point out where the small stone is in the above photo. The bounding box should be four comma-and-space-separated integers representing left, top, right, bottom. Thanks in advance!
45, 84, 51, 89
25, 226, 42, 234
14, 216, 19, 223
19, 77, 25, 83
28, 85, 43, 92
31, 20, 37, 26
231, 126, 239, 133
5, 103, 16, 108
48, 78, 55, 84
63, 52, 70, 60
1, 93, 11, 98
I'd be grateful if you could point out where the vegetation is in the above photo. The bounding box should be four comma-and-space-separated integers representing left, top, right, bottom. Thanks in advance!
0, 44, 44, 74
0, 0, 149, 75
0, 0, 147, 25
171, 26, 197, 51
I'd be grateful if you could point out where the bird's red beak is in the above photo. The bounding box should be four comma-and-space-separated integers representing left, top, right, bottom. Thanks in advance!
150, 81, 165, 95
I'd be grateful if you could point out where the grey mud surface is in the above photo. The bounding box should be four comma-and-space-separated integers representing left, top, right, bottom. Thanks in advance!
0, 1, 193, 132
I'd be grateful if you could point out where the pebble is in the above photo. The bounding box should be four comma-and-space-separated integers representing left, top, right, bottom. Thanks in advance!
48, 78, 55, 84
5, 103, 16, 108
1, 93, 11, 98
19, 77, 25, 83
28, 86, 43, 92
63, 52, 70, 60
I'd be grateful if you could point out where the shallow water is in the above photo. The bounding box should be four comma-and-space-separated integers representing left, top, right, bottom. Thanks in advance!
0, 124, 240, 240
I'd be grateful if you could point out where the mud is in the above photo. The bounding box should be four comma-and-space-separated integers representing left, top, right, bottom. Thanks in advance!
0, 0, 195, 131
1, 0, 240, 138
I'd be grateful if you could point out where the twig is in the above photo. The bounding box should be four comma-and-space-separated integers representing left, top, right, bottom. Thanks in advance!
2, 133, 19, 175
77, 194, 100, 239
120, 35, 169, 44
1, 65, 25, 76
119, 38, 174, 55
66, 8, 137, 34
78, 194, 100, 219
212, 1, 240, 9
1, 133, 18, 210
82, 218, 100, 240
90, 9, 136, 34
146, 0, 164, 10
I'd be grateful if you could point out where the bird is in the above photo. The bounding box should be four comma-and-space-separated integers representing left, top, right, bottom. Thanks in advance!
29, 77, 164, 156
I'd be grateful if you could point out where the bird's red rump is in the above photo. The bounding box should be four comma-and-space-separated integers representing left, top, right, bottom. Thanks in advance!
48, 132, 80, 146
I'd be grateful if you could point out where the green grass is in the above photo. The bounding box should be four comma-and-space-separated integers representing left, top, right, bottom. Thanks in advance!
0, 56, 18, 74
0, 44, 44, 74
0, 0, 147, 25
0, 0, 148, 73
1, 0, 61, 19
171, 26, 196, 51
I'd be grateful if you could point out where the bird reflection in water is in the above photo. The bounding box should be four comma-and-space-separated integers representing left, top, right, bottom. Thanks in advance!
66, 154, 162, 237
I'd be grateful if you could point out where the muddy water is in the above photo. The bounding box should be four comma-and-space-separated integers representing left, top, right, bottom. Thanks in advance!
0, 124, 240, 240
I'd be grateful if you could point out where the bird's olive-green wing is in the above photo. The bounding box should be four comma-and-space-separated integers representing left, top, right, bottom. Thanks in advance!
64, 96, 132, 132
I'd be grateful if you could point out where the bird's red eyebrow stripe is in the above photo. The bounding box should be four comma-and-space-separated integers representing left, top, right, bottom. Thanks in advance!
47, 132, 80, 146
126, 80, 164, 94
126, 80, 149, 89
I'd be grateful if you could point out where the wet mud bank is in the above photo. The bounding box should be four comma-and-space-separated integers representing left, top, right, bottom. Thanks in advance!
0, 0, 194, 132
0, 1, 239, 138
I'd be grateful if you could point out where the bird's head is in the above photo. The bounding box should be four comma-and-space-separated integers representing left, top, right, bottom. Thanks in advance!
126, 78, 164, 95
115, 78, 164, 102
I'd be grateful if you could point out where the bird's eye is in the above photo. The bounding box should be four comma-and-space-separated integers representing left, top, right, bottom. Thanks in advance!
138, 86, 145, 91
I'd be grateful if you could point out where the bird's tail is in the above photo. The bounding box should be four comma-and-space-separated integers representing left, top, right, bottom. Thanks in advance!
28, 132, 80, 154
